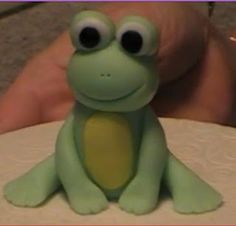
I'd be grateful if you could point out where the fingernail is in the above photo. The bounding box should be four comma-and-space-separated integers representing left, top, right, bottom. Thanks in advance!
229, 36, 236, 42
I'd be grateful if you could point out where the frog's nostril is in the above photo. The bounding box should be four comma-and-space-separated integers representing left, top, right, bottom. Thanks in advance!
100, 73, 111, 77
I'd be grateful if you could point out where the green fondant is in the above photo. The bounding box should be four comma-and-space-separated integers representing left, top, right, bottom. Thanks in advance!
4, 10, 222, 215
164, 154, 222, 214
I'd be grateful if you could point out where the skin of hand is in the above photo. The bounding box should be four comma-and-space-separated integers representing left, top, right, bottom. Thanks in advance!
0, 2, 236, 134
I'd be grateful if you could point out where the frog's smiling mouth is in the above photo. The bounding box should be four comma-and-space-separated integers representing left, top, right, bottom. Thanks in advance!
77, 85, 144, 102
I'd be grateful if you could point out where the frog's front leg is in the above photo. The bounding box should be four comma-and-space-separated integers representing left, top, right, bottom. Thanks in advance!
4, 154, 60, 207
119, 108, 168, 215
164, 154, 223, 214
55, 111, 108, 215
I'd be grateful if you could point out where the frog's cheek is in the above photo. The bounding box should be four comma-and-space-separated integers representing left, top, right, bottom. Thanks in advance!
67, 41, 158, 111
78, 84, 144, 102
72, 81, 158, 112
67, 67, 158, 111
72, 70, 145, 101
78, 84, 144, 103
67, 42, 148, 101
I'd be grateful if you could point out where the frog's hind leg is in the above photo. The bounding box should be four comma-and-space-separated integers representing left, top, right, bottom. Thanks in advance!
163, 153, 223, 214
4, 154, 60, 207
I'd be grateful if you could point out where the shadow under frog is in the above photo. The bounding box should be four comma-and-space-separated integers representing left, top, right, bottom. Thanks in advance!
4, 11, 222, 215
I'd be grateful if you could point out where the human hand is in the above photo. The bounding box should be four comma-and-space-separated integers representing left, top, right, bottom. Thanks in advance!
0, 3, 235, 134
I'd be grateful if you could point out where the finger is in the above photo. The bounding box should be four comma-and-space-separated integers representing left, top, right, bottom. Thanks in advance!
0, 80, 41, 134
46, 31, 74, 70
0, 54, 73, 134
100, 2, 208, 83
227, 28, 236, 42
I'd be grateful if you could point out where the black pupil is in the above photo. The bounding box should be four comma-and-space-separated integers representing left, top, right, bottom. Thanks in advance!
121, 30, 143, 54
79, 27, 100, 48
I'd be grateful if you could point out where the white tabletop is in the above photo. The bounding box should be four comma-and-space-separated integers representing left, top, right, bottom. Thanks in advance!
0, 119, 235, 225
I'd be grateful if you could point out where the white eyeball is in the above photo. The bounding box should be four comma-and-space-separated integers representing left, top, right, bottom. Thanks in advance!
70, 11, 114, 52
116, 16, 159, 56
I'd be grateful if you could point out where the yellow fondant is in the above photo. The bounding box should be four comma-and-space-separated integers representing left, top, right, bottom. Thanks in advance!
84, 112, 133, 190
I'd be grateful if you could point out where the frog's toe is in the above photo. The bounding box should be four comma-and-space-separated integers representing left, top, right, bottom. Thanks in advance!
74, 200, 108, 215
119, 201, 156, 215
71, 201, 108, 215
165, 154, 223, 214
4, 179, 47, 207
173, 189, 223, 214
119, 193, 157, 215
69, 190, 108, 215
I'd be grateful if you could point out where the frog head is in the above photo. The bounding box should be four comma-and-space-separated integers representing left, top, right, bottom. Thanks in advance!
68, 10, 160, 112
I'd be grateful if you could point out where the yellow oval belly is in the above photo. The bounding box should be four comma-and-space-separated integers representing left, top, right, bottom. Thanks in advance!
84, 112, 133, 190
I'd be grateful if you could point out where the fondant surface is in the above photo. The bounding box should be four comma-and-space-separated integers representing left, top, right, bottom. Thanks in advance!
0, 118, 236, 224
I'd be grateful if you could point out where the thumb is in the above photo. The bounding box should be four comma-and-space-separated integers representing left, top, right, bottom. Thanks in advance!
100, 2, 208, 83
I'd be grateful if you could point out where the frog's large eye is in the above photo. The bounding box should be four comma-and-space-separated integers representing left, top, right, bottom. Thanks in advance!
116, 16, 159, 56
70, 11, 114, 51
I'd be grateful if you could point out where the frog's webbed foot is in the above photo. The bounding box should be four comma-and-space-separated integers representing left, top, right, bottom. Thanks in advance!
164, 154, 223, 214
119, 177, 160, 215
66, 181, 108, 215
4, 155, 60, 207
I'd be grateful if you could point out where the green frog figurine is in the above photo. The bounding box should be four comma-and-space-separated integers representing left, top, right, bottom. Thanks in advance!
4, 11, 222, 215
